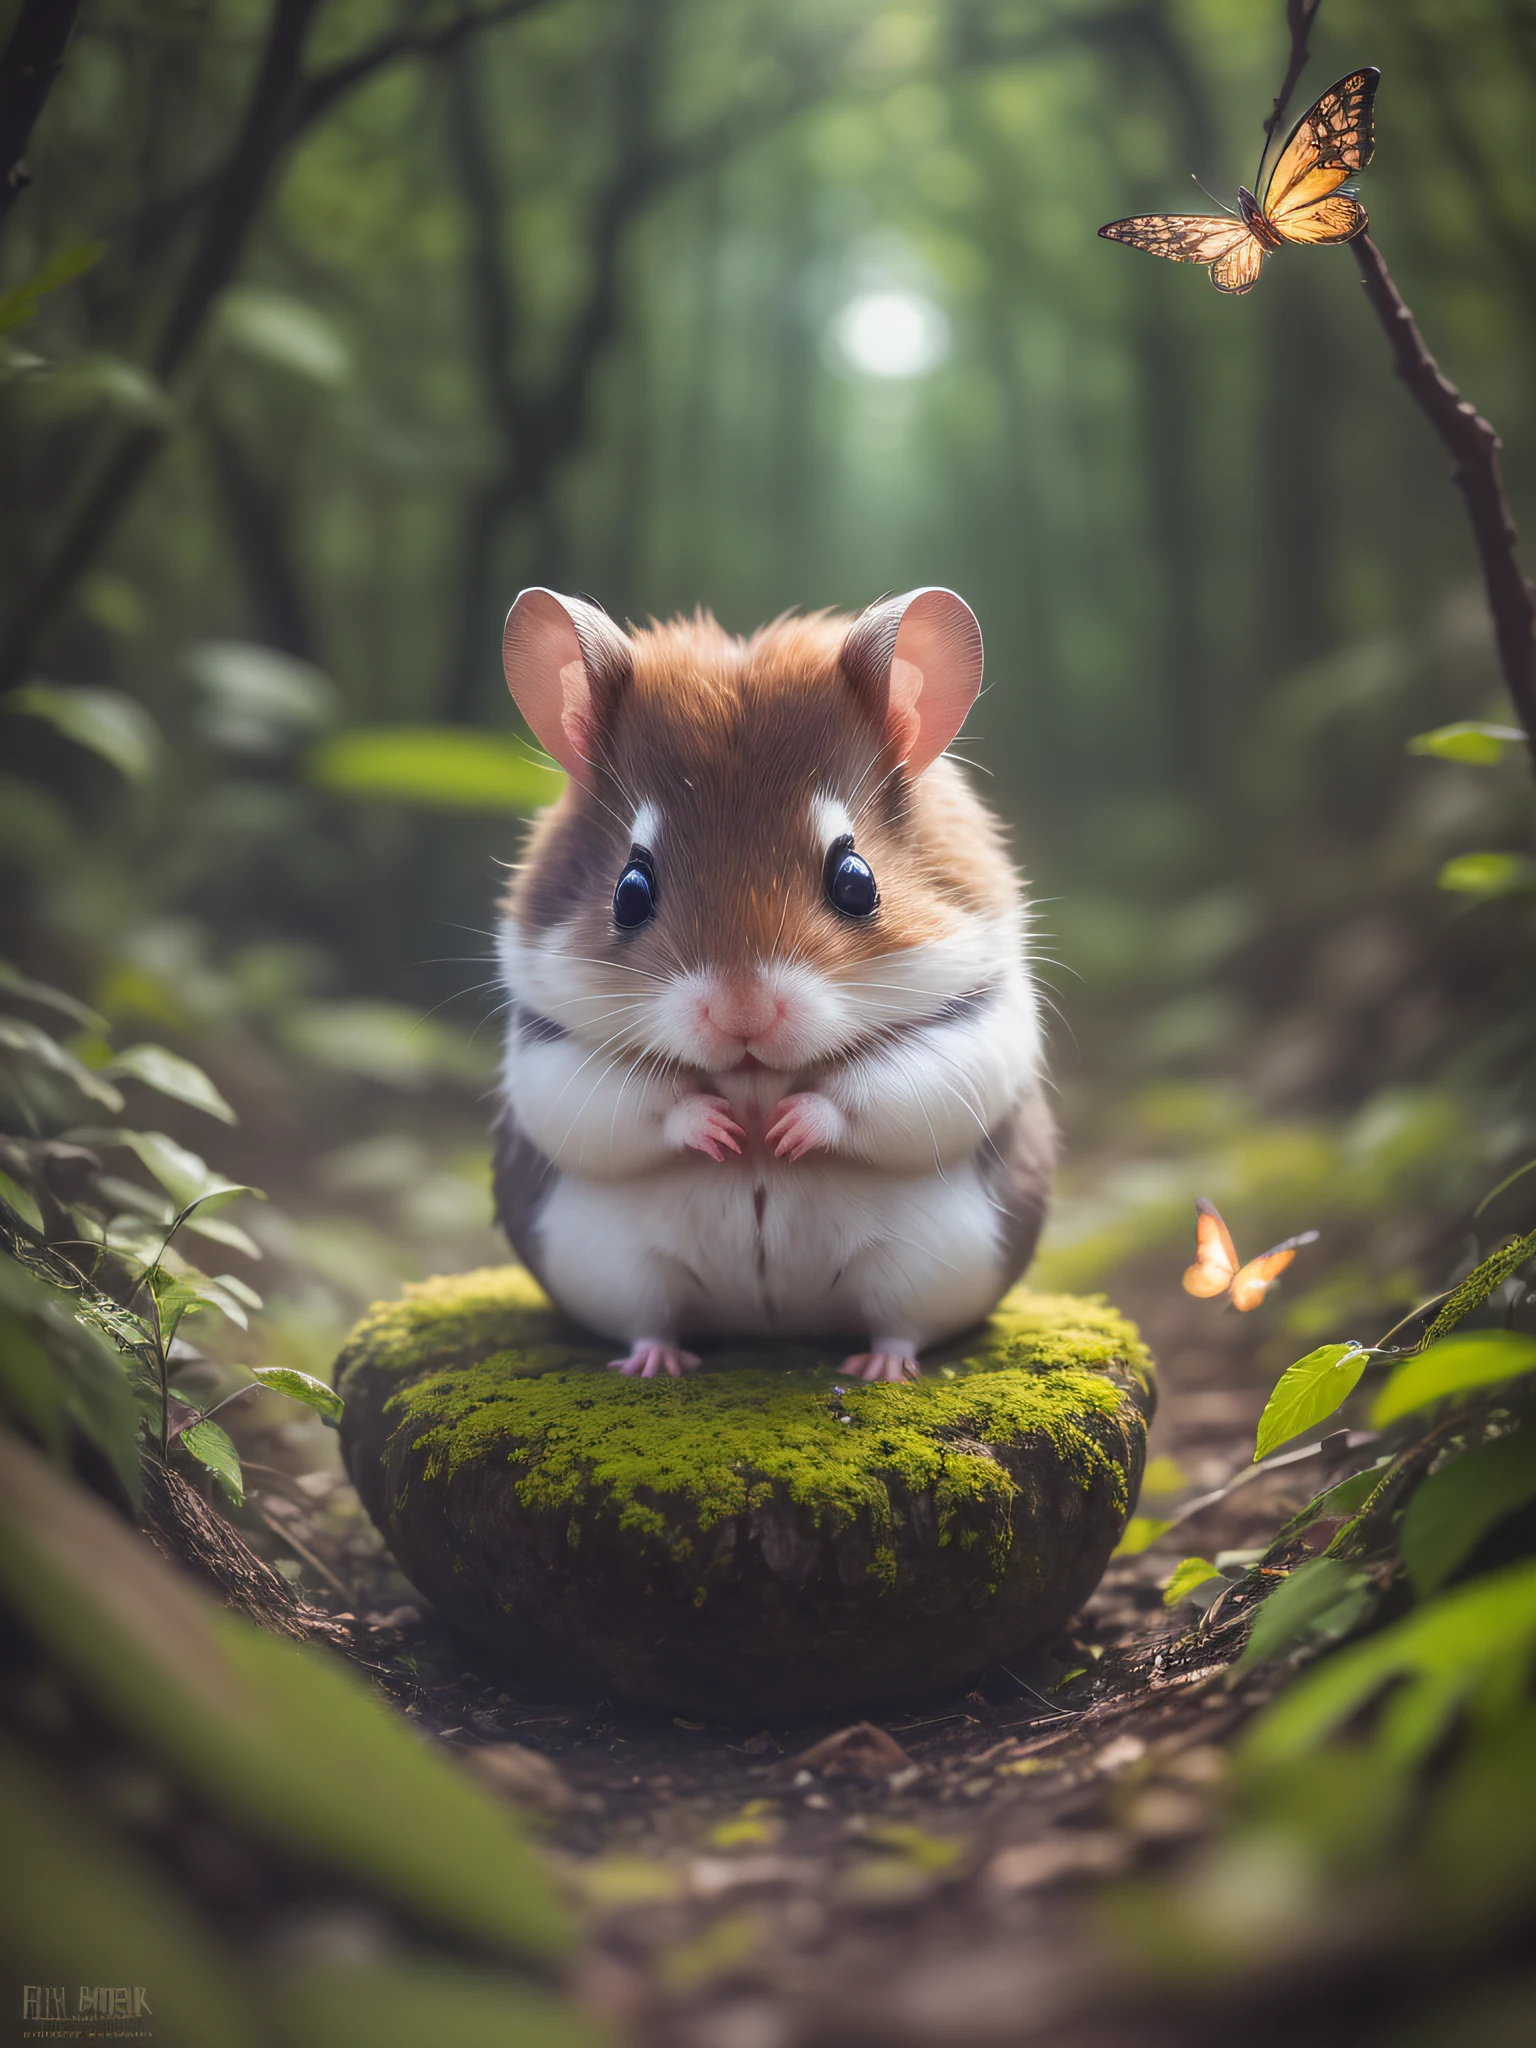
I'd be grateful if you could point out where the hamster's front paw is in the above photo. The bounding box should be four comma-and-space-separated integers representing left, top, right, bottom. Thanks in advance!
838, 1344, 921, 1383
766, 1091, 848, 1161
664, 1093, 746, 1162
608, 1341, 702, 1379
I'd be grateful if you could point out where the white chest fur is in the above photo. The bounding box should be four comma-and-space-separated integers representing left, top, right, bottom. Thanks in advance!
495, 920, 1046, 1355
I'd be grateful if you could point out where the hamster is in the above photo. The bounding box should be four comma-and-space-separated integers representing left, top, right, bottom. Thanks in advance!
491, 585, 1054, 1384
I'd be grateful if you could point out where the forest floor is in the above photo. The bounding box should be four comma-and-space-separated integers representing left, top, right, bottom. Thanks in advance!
229, 1262, 1381, 2048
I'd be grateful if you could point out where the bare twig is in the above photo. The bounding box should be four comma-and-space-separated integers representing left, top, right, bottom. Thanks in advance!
1260, 0, 1536, 776
1259, 0, 1322, 173
0, 0, 82, 235
1, 0, 552, 686
122, 1, 552, 277
1350, 238, 1536, 774
143, 1460, 352, 1645
0, 0, 324, 686
294, 0, 548, 133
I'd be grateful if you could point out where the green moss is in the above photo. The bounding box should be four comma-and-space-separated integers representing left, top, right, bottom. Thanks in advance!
350, 1268, 1153, 1595
335, 1266, 587, 1381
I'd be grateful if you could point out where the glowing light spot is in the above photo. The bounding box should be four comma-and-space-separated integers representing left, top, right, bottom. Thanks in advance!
832, 289, 950, 380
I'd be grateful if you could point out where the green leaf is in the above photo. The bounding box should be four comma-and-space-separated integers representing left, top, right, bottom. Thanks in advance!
186, 639, 338, 753
157, 1269, 259, 1334
265, 1961, 609, 2048
0, 1168, 43, 1232
309, 727, 565, 814
213, 1271, 262, 1312
1237, 1557, 1373, 1669
0, 1304, 67, 1454
216, 286, 352, 387
1437, 852, 1536, 900
1276, 1460, 1394, 1545
1111, 1515, 1171, 1557
1421, 1704, 1536, 1932
179, 1419, 244, 1504
0, 1016, 124, 1109
86, 1128, 251, 1214
0, 1737, 261, 2046
105, 1042, 237, 1123
1400, 1432, 1536, 1594
1407, 721, 1525, 766
1373, 1330, 1536, 1427
0, 239, 104, 336
0, 1260, 144, 1507
7, 682, 161, 780
0, 1432, 573, 1959
1254, 1343, 1369, 1461
0, 957, 104, 1030
181, 1209, 262, 1260
20, 352, 170, 424
1245, 1560, 1536, 1770
250, 1366, 344, 1427
1163, 1556, 1222, 1607
1422, 1228, 1536, 1345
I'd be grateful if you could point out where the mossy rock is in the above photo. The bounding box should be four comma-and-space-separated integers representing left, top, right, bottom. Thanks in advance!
336, 1268, 1156, 1719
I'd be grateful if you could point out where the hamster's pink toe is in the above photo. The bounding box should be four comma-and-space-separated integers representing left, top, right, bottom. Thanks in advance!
666, 1094, 746, 1162
840, 1349, 920, 1383
609, 1342, 701, 1380
766, 1091, 846, 1161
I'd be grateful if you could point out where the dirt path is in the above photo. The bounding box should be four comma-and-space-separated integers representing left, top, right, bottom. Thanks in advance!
239, 1273, 1367, 2046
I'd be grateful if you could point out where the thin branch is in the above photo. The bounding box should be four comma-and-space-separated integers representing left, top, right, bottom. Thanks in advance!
0, 0, 82, 236
1, 0, 551, 685
1257, 0, 1321, 184
1256, 0, 1536, 776
121, 0, 554, 271
294, 0, 548, 131
1352, 232, 1536, 774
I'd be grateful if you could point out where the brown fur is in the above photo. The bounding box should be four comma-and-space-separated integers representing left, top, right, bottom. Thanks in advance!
504, 610, 1018, 979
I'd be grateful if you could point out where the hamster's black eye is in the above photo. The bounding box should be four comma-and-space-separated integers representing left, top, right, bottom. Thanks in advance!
825, 836, 878, 919
613, 851, 656, 930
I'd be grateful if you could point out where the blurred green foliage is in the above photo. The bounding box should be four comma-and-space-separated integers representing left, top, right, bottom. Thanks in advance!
1, 0, 1535, 2030
1119, 1179, 1536, 1994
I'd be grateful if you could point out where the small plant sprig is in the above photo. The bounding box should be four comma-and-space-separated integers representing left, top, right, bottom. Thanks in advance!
0, 956, 342, 1513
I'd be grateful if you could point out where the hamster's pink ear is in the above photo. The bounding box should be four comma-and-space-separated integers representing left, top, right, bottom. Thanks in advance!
502, 587, 633, 791
839, 587, 984, 777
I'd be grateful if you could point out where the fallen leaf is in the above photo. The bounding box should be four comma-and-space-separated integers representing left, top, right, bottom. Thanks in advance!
780, 1721, 917, 1781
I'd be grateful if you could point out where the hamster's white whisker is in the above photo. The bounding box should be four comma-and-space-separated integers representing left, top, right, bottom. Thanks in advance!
851, 757, 905, 828
544, 953, 671, 982
554, 1032, 658, 1154
539, 1015, 652, 1123
841, 744, 887, 817
605, 1040, 668, 1162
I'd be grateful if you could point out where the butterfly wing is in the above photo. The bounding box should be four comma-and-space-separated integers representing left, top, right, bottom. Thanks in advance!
1262, 69, 1379, 240
1210, 234, 1267, 294
1270, 191, 1367, 245
1182, 1197, 1241, 1298
1227, 1229, 1321, 1312
1098, 214, 1254, 265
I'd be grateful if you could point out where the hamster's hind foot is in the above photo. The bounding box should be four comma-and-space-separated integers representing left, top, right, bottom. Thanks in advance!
838, 1343, 920, 1384
608, 1340, 702, 1380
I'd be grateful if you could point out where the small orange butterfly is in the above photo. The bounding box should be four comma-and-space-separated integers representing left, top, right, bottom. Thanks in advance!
1098, 68, 1379, 295
1182, 1198, 1319, 1312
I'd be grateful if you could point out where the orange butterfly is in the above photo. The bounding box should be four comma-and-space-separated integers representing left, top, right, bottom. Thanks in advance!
1098, 68, 1379, 295
1182, 1198, 1318, 1311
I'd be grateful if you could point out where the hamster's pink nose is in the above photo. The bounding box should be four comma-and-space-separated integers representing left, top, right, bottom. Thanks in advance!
704, 980, 783, 1042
